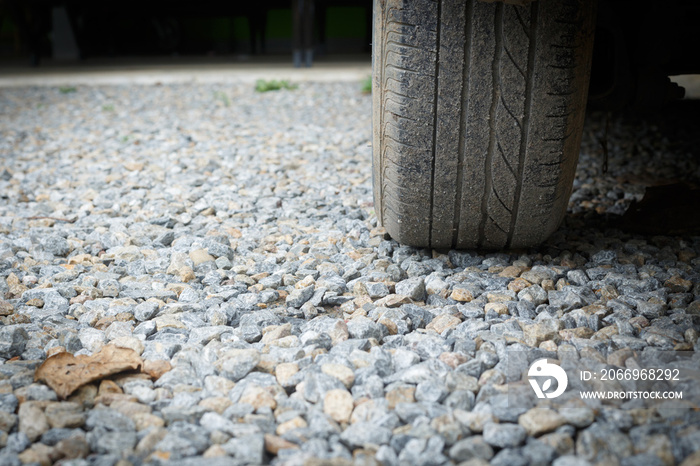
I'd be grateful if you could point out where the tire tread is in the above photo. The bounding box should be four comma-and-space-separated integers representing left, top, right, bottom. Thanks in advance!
373, 0, 595, 249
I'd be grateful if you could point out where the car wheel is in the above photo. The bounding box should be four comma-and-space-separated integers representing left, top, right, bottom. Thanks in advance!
372, 0, 596, 249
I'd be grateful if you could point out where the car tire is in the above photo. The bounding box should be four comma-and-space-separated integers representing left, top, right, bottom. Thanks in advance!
372, 0, 596, 249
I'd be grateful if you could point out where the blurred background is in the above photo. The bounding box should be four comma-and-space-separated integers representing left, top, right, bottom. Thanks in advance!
0, 0, 372, 70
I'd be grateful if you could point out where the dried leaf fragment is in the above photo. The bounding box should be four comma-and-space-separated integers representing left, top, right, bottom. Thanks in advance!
34, 345, 143, 399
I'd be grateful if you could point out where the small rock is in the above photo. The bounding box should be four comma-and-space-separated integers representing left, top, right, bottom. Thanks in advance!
44, 402, 85, 429
426, 314, 461, 334
276, 416, 307, 436
18, 443, 53, 465
41, 235, 70, 256
523, 321, 563, 347
559, 327, 594, 340
664, 275, 692, 293
449, 436, 494, 462
483, 422, 527, 448
362, 282, 390, 299
484, 302, 509, 315
239, 385, 276, 410
264, 433, 298, 455
214, 349, 260, 381
395, 277, 426, 301
0, 300, 13, 316
321, 364, 355, 388
323, 389, 354, 423
0, 326, 28, 359
189, 249, 216, 266
54, 434, 90, 460
18, 402, 50, 442
286, 285, 314, 308
451, 288, 474, 302
386, 385, 416, 409
339, 421, 391, 448
261, 324, 292, 344
275, 363, 299, 389
519, 408, 566, 436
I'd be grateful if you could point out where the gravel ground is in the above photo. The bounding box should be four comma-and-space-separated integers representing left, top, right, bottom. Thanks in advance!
1, 82, 699, 466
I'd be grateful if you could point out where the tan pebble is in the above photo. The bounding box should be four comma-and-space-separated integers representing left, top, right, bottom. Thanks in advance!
507, 278, 531, 293
664, 275, 693, 293
276, 416, 307, 436
499, 265, 525, 278
261, 323, 292, 344
203, 375, 235, 396
111, 400, 152, 417
44, 401, 85, 429
131, 412, 165, 431
0, 300, 14, 316
295, 275, 315, 289
386, 386, 415, 410
68, 384, 98, 409
135, 427, 167, 454
378, 318, 397, 335
484, 302, 509, 315
519, 408, 566, 436
264, 433, 298, 455
450, 288, 474, 302
478, 369, 505, 386
94, 393, 138, 406
189, 249, 215, 266
541, 279, 555, 291
239, 384, 276, 410
379, 294, 411, 308
275, 363, 299, 387
46, 346, 67, 358
18, 402, 49, 442
559, 327, 594, 340
98, 379, 122, 395
426, 314, 461, 333
123, 161, 144, 171
142, 360, 172, 380
438, 352, 468, 369
323, 389, 354, 423
154, 315, 185, 330
539, 340, 558, 352
486, 292, 514, 302
202, 444, 228, 458
321, 363, 355, 388
111, 336, 145, 355
18, 443, 53, 466
179, 266, 195, 282
591, 326, 618, 340
198, 397, 232, 414
54, 435, 90, 459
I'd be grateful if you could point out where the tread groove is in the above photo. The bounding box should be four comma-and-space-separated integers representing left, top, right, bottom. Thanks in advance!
452, 0, 473, 249
428, 0, 442, 247
478, 2, 504, 249
506, 0, 538, 248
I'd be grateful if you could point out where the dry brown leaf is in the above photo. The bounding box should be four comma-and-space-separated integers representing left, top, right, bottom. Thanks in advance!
34, 345, 142, 399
